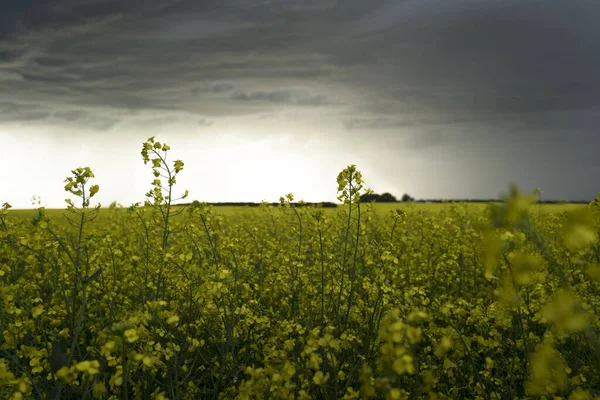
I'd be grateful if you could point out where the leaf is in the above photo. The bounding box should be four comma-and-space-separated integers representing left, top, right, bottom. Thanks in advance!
45, 385, 60, 400
89, 185, 100, 197
85, 268, 105, 283
49, 340, 69, 374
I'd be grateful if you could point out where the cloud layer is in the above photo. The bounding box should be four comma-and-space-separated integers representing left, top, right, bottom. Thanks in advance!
1, 0, 599, 203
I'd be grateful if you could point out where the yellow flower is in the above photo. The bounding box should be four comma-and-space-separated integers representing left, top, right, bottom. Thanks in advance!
561, 209, 597, 250
568, 388, 593, 400
308, 353, 322, 370
495, 275, 520, 306
92, 382, 108, 398
17, 377, 30, 393
313, 371, 329, 385
282, 361, 296, 378
586, 263, 600, 281
142, 356, 154, 368
526, 340, 567, 396
55, 366, 75, 384
31, 305, 44, 318
393, 354, 415, 375
407, 310, 428, 322
406, 326, 422, 344
541, 289, 589, 332
75, 360, 101, 375
124, 329, 139, 343
510, 251, 543, 286
483, 233, 503, 280
564, 224, 596, 250
218, 269, 231, 279
435, 336, 453, 357
386, 388, 408, 400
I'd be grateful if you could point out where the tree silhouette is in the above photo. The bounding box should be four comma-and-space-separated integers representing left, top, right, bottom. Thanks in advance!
401, 193, 414, 202
359, 192, 398, 203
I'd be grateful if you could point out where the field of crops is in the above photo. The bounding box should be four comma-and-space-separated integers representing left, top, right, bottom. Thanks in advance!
1, 138, 600, 400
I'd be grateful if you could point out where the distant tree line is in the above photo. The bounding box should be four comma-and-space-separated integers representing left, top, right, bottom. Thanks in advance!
179, 201, 338, 208
413, 199, 589, 204
158, 197, 591, 210
359, 192, 415, 203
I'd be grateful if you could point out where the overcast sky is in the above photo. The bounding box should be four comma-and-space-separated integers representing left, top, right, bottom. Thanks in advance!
1, 0, 599, 208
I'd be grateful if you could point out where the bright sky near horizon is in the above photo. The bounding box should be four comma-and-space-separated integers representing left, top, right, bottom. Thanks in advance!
2, 0, 600, 209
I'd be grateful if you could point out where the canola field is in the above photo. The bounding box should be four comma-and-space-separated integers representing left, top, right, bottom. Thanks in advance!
1, 137, 600, 400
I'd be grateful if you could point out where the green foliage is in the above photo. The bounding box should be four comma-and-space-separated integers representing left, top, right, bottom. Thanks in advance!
1, 142, 600, 399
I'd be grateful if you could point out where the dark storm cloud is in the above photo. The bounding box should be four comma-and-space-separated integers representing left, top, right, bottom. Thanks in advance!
0, 50, 21, 64
337, 0, 600, 118
2, 0, 599, 116
1, 0, 599, 199
0, 0, 186, 39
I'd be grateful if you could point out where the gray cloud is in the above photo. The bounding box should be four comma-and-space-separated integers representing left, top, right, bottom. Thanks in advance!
51, 109, 119, 130
0, 100, 51, 122
208, 83, 234, 94
232, 90, 329, 106
343, 118, 415, 130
